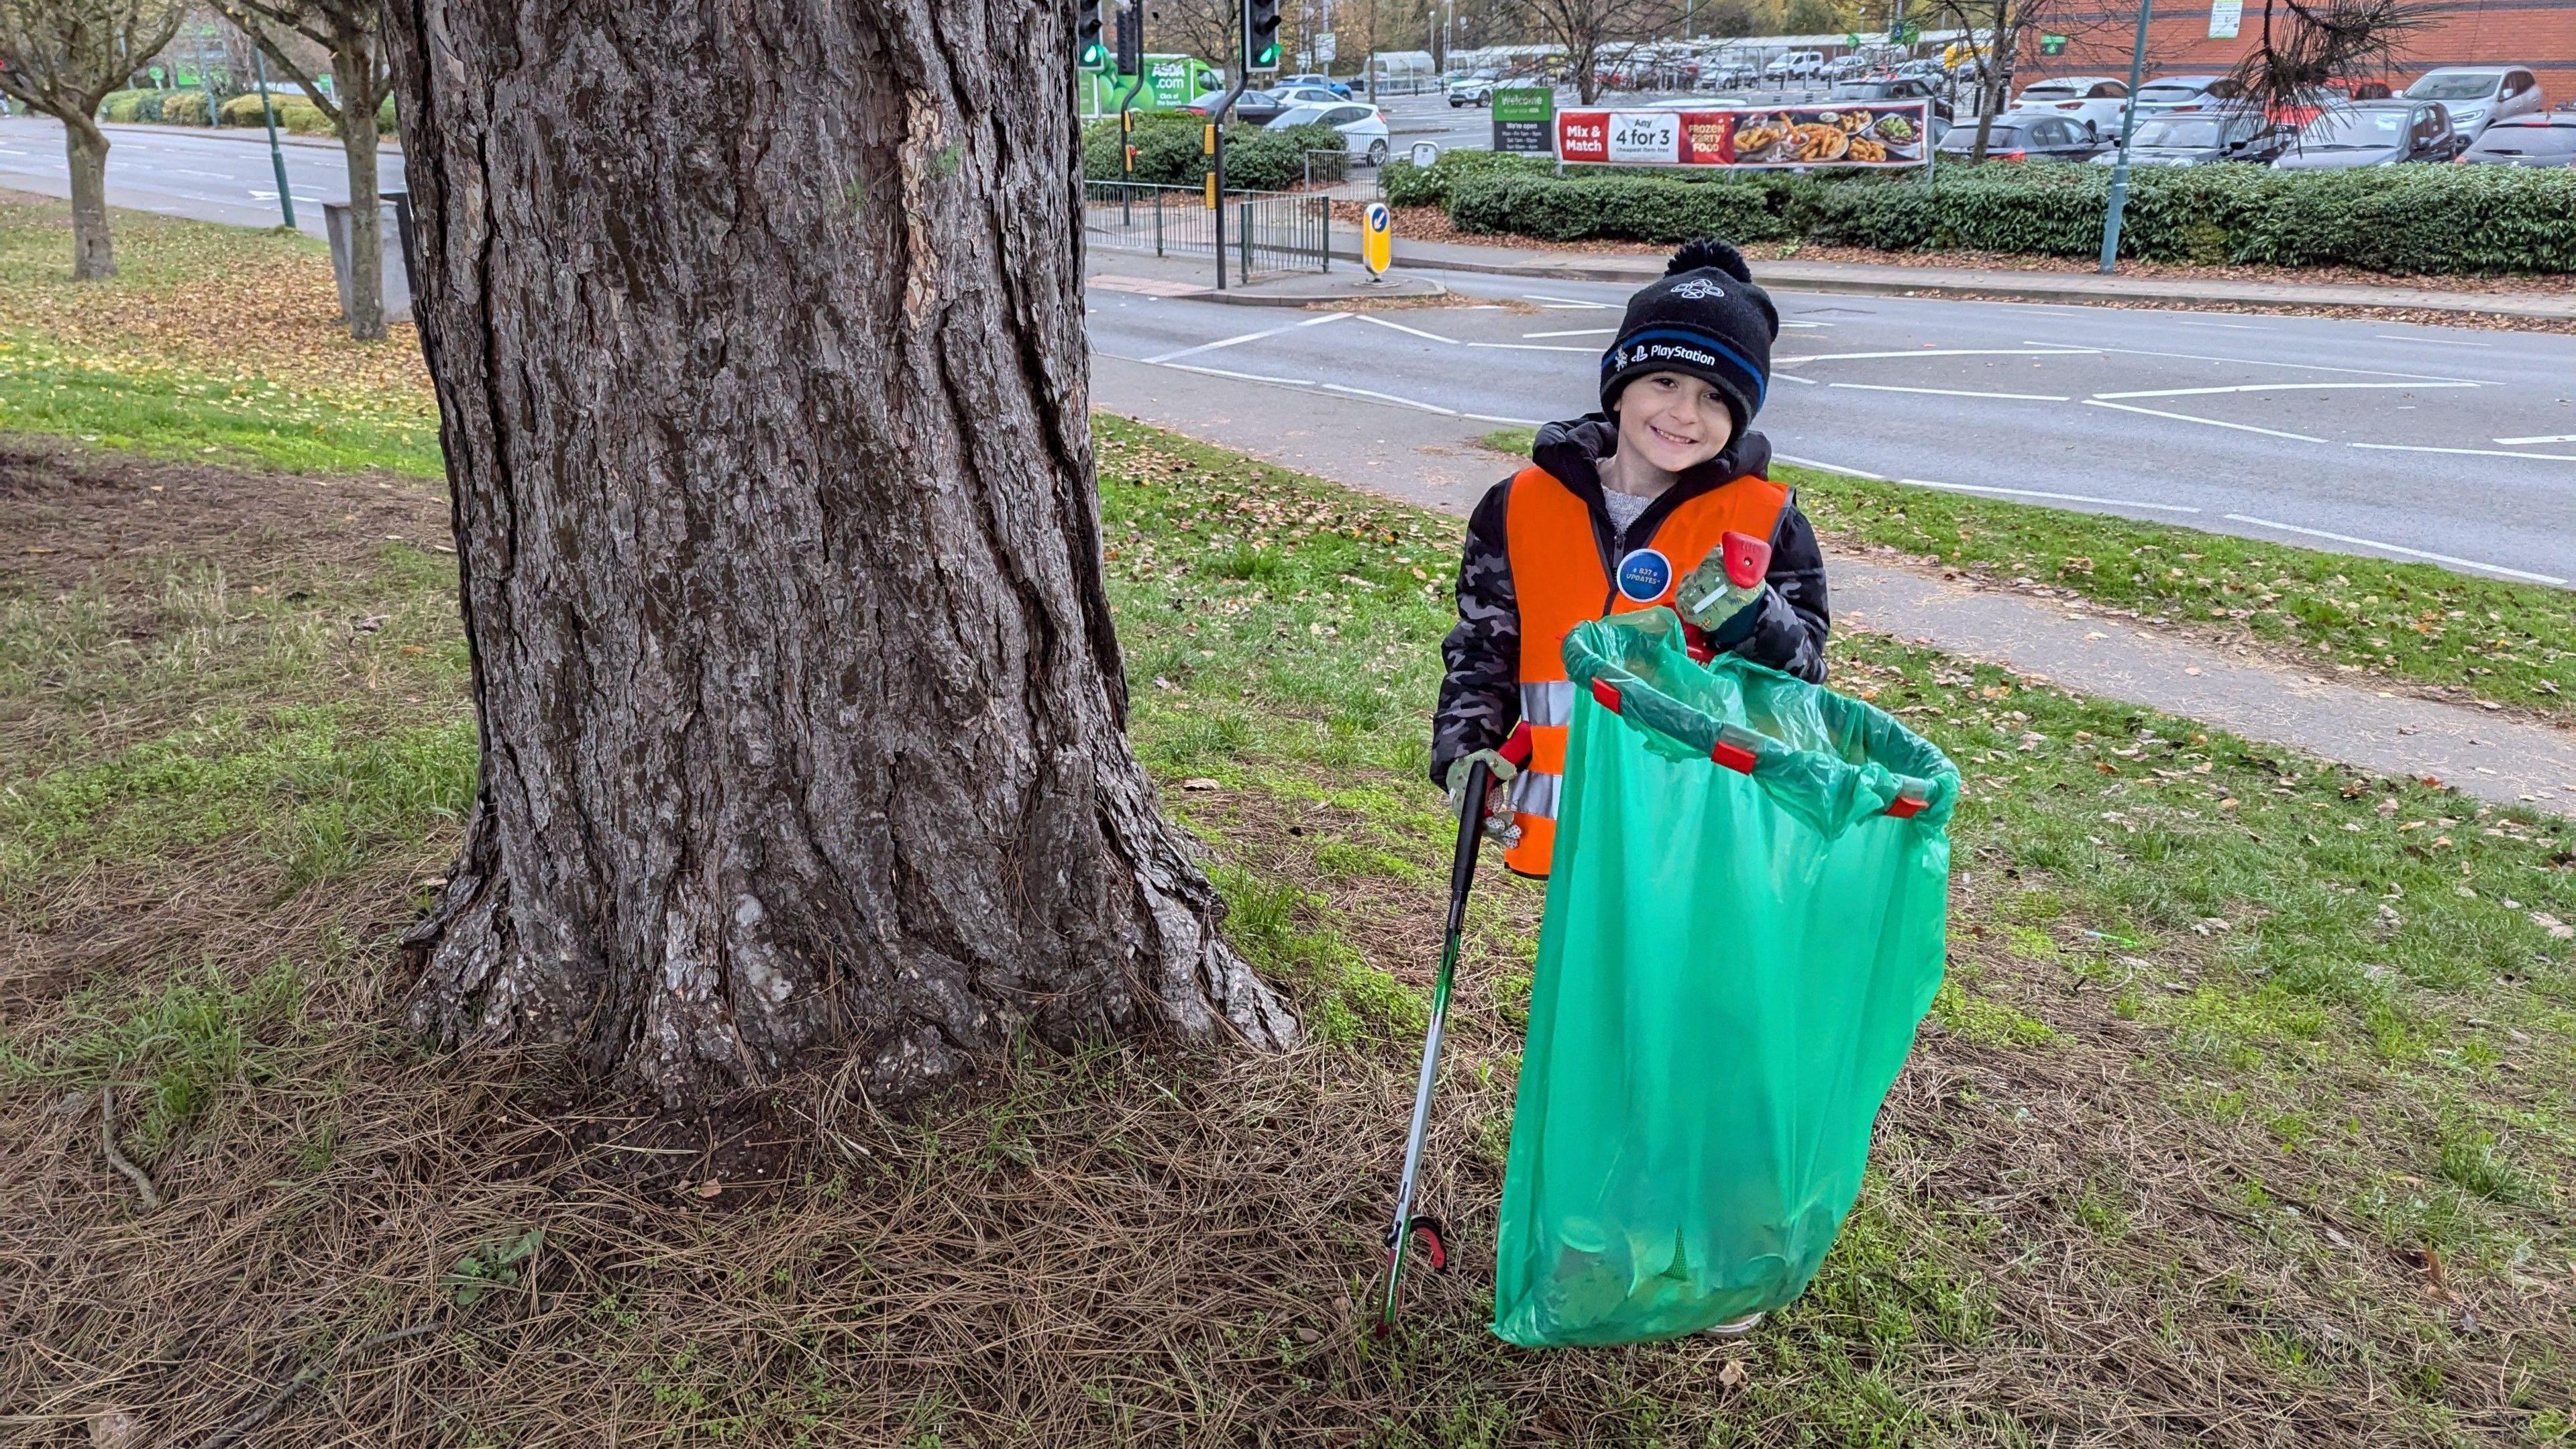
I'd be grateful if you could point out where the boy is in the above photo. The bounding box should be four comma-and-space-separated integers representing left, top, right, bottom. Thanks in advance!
1432, 237, 1830, 879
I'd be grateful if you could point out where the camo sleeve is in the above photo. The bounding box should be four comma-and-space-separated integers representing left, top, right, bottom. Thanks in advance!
1431, 480, 1520, 787
1711, 500, 1830, 684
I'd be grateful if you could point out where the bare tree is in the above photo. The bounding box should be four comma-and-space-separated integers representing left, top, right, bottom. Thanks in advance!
1148, 0, 1238, 67
383, 0, 1298, 1110
1513, 0, 1664, 101
2226, 0, 2424, 121
0, 0, 185, 278
217, 0, 392, 339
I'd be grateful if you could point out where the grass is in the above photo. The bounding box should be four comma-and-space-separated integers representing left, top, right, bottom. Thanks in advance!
6, 194, 2576, 1443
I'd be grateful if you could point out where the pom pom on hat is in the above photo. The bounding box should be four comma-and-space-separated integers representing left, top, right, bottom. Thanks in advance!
1665, 237, 1753, 283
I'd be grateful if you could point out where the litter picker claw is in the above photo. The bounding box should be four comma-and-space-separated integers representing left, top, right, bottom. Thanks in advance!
1375, 755, 1497, 1336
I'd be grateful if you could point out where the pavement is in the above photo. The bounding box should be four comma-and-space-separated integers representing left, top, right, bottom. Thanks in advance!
1327, 235, 2576, 324
1085, 258, 2576, 586
1089, 350, 2576, 814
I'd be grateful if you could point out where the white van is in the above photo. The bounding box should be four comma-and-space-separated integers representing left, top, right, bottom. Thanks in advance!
1764, 50, 1827, 81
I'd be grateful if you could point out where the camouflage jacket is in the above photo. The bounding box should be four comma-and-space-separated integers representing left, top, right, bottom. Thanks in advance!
1429, 417, 1831, 786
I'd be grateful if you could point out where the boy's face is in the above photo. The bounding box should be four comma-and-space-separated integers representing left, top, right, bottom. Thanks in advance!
1615, 370, 1734, 475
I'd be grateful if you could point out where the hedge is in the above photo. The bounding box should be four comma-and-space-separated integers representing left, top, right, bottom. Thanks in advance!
211, 91, 396, 135
1381, 146, 1555, 207
1081, 113, 1346, 193
1443, 164, 2576, 275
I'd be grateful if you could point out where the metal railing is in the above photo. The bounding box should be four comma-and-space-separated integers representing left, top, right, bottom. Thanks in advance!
1082, 181, 1332, 280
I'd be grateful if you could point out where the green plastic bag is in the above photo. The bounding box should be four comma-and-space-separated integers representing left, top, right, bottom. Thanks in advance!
1491, 610, 1959, 1348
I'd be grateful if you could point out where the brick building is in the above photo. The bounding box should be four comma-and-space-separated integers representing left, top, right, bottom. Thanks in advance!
2027, 0, 2576, 96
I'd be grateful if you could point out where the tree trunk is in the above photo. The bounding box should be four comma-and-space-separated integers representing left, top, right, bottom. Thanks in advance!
63, 116, 113, 280
382, 0, 1297, 1109
331, 45, 385, 341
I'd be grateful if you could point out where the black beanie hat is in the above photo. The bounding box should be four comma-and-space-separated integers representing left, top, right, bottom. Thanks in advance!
1599, 237, 1780, 437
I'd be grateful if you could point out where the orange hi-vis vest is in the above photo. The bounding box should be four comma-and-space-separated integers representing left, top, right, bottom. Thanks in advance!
1501, 464, 1788, 878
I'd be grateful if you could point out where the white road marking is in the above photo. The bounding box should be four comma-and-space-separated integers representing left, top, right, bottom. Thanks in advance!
1776, 347, 2099, 364
1466, 341, 1598, 353
1354, 313, 1458, 343
2174, 320, 2261, 330
1156, 361, 1320, 387
2223, 514, 2567, 584
1520, 292, 1612, 309
1827, 382, 2070, 401
1464, 412, 1548, 425
2350, 442, 2576, 463
2080, 398, 2326, 443
1143, 311, 1346, 364
1772, 372, 1819, 384
2375, 334, 2492, 347
2496, 433, 2576, 445
1322, 382, 1468, 415
1112, 351, 1540, 427
1778, 321, 1831, 329
1521, 327, 1617, 338
2024, 340, 2479, 385
1772, 453, 1888, 480
2092, 381, 2479, 400
1901, 478, 2202, 514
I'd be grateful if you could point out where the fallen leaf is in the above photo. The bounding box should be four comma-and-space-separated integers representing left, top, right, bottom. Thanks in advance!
1181, 777, 1221, 791
696, 1179, 722, 1199
1719, 1359, 1748, 1388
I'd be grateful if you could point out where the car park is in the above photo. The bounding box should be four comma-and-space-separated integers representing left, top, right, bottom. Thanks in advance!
1933, 113, 2102, 161
2131, 74, 2245, 112
2455, 112, 2576, 165
1446, 70, 1499, 107
2273, 99, 2463, 167
2402, 66, 2544, 141
2089, 111, 2293, 165
2012, 75, 2131, 138
1267, 101, 1390, 165
1277, 73, 1352, 98
1831, 75, 1953, 123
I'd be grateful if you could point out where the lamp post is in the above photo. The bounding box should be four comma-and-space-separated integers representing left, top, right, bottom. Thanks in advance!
250, 42, 295, 229
2096, 0, 2155, 272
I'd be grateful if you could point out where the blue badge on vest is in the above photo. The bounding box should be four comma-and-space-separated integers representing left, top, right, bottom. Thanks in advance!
1615, 548, 1672, 603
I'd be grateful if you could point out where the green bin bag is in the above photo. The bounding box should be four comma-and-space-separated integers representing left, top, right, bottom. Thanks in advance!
1491, 610, 1960, 1348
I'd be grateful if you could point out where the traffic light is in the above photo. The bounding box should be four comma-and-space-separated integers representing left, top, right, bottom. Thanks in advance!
1115, 3, 1144, 77
1076, 0, 1109, 70
1241, 0, 1282, 73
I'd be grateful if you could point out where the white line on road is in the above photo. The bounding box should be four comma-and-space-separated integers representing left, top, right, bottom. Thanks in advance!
1112, 351, 1541, 427
2349, 442, 2576, 463
1155, 361, 1320, 387
1827, 382, 2070, 402
2024, 340, 2479, 385
2080, 398, 2328, 443
1520, 292, 1612, 309
1143, 311, 1346, 364
2223, 513, 2567, 584
2376, 334, 2492, 347
1773, 453, 1888, 480
1900, 478, 2202, 514
1465, 341, 1599, 353
2092, 381, 2479, 400
2496, 433, 2576, 445
1353, 313, 1459, 344
1521, 327, 1617, 338
1776, 347, 2100, 364
2174, 320, 2261, 330
1772, 372, 1819, 384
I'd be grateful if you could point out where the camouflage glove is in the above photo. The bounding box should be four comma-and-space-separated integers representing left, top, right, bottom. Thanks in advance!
1443, 749, 1521, 847
1674, 530, 1775, 641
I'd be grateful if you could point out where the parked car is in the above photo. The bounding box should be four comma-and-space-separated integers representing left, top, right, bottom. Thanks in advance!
2402, 66, 2544, 141
1277, 72, 1352, 98
2089, 111, 2293, 165
1267, 101, 1389, 165
2455, 112, 2576, 166
1764, 50, 1827, 81
1933, 113, 2102, 161
2273, 99, 2463, 167
2012, 75, 2131, 138
1831, 76, 1953, 123
1447, 70, 1498, 107
2131, 73, 2245, 112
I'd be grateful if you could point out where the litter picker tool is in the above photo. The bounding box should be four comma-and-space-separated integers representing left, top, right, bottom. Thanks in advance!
1374, 755, 1497, 1336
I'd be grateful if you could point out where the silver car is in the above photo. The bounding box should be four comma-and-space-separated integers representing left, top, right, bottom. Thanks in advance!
2013, 75, 2132, 140
2273, 100, 2464, 168
2402, 66, 2545, 142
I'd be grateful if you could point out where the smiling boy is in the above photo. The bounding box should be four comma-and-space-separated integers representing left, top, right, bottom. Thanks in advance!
1432, 237, 1831, 879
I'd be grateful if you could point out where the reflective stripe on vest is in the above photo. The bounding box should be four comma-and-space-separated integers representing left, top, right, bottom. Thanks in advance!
1499, 464, 1787, 877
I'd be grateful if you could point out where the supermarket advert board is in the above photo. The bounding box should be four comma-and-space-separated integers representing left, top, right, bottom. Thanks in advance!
1555, 102, 1933, 168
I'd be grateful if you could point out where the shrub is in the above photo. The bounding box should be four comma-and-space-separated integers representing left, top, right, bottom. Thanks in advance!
159, 91, 211, 126
1438, 162, 2576, 275
218, 92, 336, 136
1381, 146, 1554, 207
1081, 113, 1345, 192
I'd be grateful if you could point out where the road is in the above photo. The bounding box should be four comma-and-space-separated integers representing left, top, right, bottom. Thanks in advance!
1087, 266, 2576, 586
0, 115, 405, 237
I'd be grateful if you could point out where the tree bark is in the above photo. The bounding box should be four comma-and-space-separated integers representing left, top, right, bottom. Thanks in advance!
382, 0, 1297, 1109
64, 115, 113, 279
329, 44, 384, 340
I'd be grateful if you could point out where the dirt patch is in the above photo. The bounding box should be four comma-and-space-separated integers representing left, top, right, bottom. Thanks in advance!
0, 433, 449, 598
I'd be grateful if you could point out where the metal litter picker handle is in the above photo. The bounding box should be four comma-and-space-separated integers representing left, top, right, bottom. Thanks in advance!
1375, 757, 1494, 1336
